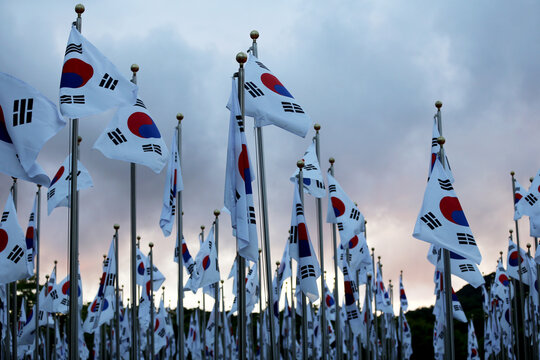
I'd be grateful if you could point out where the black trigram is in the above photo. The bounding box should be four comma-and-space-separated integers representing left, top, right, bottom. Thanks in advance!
47, 189, 55, 200
432, 138, 438, 148
27, 251, 33, 263
281, 102, 304, 114
29, 213, 34, 222
49, 289, 58, 300
142, 144, 162, 155
315, 180, 325, 189
255, 61, 270, 71
350, 208, 360, 221
295, 203, 304, 217
135, 99, 146, 108
248, 206, 256, 224
99, 73, 119, 90
245, 82, 264, 98
64, 170, 81, 181
60, 95, 85, 104
289, 226, 298, 244
304, 164, 317, 171
108, 128, 127, 145
457, 233, 476, 246
12, 98, 33, 126
38, 311, 44, 321
438, 179, 453, 191
518, 266, 528, 275
337, 222, 344, 231
65, 43, 82, 55
174, 246, 179, 260
235, 115, 245, 132
300, 264, 316, 279
329, 184, 337, 193
7, 245, 24, 263
453, 304, 462, 312
347, 309, 359, 320
420, 212, 442, 230
186, 263, 195, 276
103, 258, 110, 267
1, 211, 9, 222
158, 328, 166, 337
60, 298, 69, 306
168, 189, 176, 215
105, 273, 116, 287
458, 264, 475, 272
525, 193, 538, 206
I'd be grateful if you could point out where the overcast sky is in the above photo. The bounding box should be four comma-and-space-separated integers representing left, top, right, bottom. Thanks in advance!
1, 1, 539, 313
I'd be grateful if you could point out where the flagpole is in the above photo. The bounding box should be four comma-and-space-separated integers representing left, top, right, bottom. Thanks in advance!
328, 157, 342, 360
220, 279, 226, 360
128, 63, 139, 360
248, 31, 278, 360
371, 248, 379, 360
526, 242, 538, 360
258, 249, 264, 360
113, 224, 120, 360
510, 171, 530, 360
34, 185, 41, 359
148, 242, 155, 357
290, 259, 296, 359
176, 113, 185, 360
399, 271, 404, 360
200, 224, 207, 358
68, 5, 84, 358
53, 259, 58, 360
296, 160, 309, 360
10, 178, 18, 358
530, 176, 540, 346
366, 273, 372, 360
236, 51, 248, 360
214, 209, 221, 360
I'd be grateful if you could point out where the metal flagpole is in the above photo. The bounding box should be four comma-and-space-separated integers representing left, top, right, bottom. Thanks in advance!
434, 101, 455, 360
530, 177, 540, 354
371, 248, 379, 360
45, 273, 50, 360
53, 259, 58, 360
176, 113, 185, 360
248, 31, 278, 360
200, 225, 206, 358
149, 242, 155, 357
379, 260, 387, 359
259, 249, 264, 360
290, 258, 296, 359
114, 224, 120, 360
68, 5, 84, 358
220, 279, 227, 360
296, 160, 309, 360
328, 157, 342, 360
313, 124, 328, 359
526, 243, 538, 360
366, 273, 372, 360
399, 271, 404, 360
128, 63, 140, 360
214, 210, 221, 360
35, 185, 41, 359
510, 171, 530, 360
10, 178, 18, 358
236, 51, 248, 360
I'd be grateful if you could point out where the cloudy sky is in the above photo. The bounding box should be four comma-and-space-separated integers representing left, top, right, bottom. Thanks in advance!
1, 1, 539, 313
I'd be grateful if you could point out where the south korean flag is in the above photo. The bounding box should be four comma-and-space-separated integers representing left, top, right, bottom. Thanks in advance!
290, 142, 325, 198
59, 26, 138, 118
0, 193, 32, 283
93, 98, 168, 174
47, 154, 93, 215
326, 173, 366, 247
516, 169, 540, 218
413, 157, 482, 265
244, 55, 312, 138
427, 244, 484, 288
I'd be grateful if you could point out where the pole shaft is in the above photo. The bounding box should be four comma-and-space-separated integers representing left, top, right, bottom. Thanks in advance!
150, 247, 155, 356
68, 119, 79, 359
115, 228, 120, 360
290, 258, 296, 359
11, 180, 18, 358
35, 187, 41, 359
297, 170, 308, 360
214, 217, 220, 359
130, 68, 138, 360
177, 122, 184, 360
329, 163, 342, 360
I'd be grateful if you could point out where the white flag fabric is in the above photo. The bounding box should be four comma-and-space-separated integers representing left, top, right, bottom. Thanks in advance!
491, 259, 511, 302
512, 179, 528, 220
427, 245, 485, 288
0, 72, 66, 186
506, 238, 535, 286
428, 118, 454, 183
174, 235, 196, 277
515, 169, 540, 218
93, 98, 168, 173
160, 126, 183, 236
24, 195, 37, 275
0, 193, 33, 283
136, 248, 165, 296
154, 299, 168, 354
468, 320, 480, 360
324, 281, 337, 321
291, 182, 320, 301
451, 289, 467, 323
59, 26, 137, 118
55, 271, 83, 314
224, 79, 258, 262
343, 262, 362, 335
326, 173, 366, 247
375, 264, 393, 315
17, 299, 35, 345
290, 142, 325, 198
413, 158, 482, 264
185, 226, 220, 293
244, 55, 312, 137
43, 266, 57, 312
47, 154, 93, 215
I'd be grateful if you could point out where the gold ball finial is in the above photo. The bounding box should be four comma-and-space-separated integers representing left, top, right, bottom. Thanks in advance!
131, 64, 139, 73
214, 209, 220, 217
314, 123, 321, 131
77, 136, 82, 144
297, 160, 305, 169
527, 243, 531, 249
113, 224, 120, 230
236, 52, 247, 64
149, 242, 154, 248
510, 171, 515, 176
176, 113, 184, 122
530, 177, 534, 183
250, 30, 259, 40
259, 249, 262, 253
276, 261, 280, 266
201, 225, 205, 231
221, 280, 224, 284
378, 256, 381, 261
371, 247, 375, 252
364, 219, 367, 224
37, 184, 42, 188
367, 273, 372, 280
103, 254, 107, 259
162, 286, 165, 290
509, 229, 513, 234
75, 4, 85, 14
45, 274, 49, 279
435, 101, 442, 109
499, 251, 503, 255
436, 136, 445, 145
329, 157, 335, 164
137, 236, 141, 240
54, 260, 58, 265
